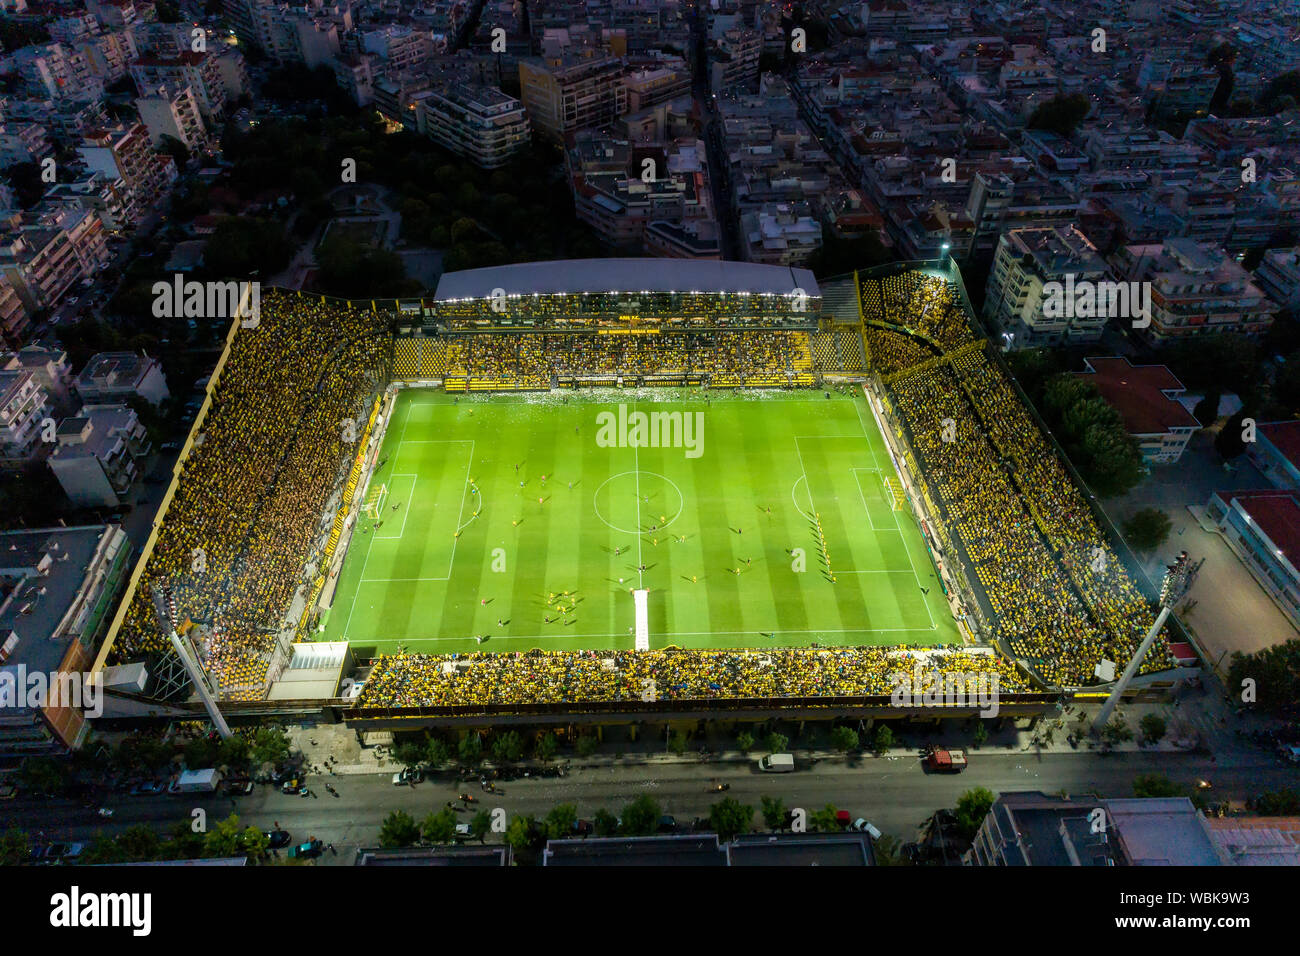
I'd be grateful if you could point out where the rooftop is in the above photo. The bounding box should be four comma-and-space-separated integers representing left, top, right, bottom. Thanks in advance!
1221, 490, 1300, 568
1075, 357, 1200, 435
434, 258, 819, 300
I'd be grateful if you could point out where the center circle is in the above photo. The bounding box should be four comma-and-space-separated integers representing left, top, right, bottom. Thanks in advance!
593, 471, 685, 535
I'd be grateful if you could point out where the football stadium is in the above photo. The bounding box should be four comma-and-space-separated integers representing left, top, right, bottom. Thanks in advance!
93, 257, 1193, 723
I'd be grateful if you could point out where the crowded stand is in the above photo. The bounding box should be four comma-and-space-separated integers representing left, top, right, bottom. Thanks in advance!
113, 292, 390, 697
859, 270, 975, 352
886, 354, 1170, 686
357, 645, 1027, 708
396, 330, 813, 386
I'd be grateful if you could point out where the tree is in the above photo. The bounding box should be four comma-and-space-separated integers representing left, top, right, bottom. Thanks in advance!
0, 829, 29, 866
765, 732, 789, 754
809, 804, 841, 832
392, 741, 425, 769
954, 788, 995, 839
18, 757, 66, 795
668, 730, 689, 755
830, 726, 859, 753
1027, 93, 1092, 138
184, 736, 218, 769
379, 810, 420, 848
576, 735, 599, 758
973, 722, 989, 748
872, 725, 894, 755
158, 821, 205, 861
250, 727, 290, 767
1132, 774, 1186, 799
1216, 409, 1251, 460
504, 815, 542, 858
80, 832, 129, 866
709, 797, 754, 841
1227, 639, 1300, 716
116, 825, 162, 862
735, 731, 755, 754
218, 735, 250, 770
1193, 390, 1222, 425
157, 133, 190, 167
421, 808, 457, 844
425, 736, 452, 769
760, 795, 787, 831
203, 217, 291, 278
458, 733, 483, 764
873, 833, 906, 866
203, 814, 268, 861
593, 808, 620, 837
1253, 789, 1300, 815
1123, 508, 1173, 553
1101, 718, 1134, 748
469, 810, 493, 842
619, 795, 661, 836
1137, 714, 1166, 746
490, 730, 525, 763
544, 804, 578, 840
534, 731, 558, 762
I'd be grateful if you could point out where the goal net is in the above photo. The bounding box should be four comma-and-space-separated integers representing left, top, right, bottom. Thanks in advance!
360, 482, 388, 520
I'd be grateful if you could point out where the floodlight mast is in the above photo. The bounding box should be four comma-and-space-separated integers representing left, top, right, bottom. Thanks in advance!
150, 584, 232, 739
1090, 552, 1193, 736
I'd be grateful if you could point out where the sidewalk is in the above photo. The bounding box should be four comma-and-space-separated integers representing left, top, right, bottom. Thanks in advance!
284, 689, 1281, 778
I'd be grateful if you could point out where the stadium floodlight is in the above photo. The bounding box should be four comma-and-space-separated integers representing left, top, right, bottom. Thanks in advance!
1091, 555, 1193, 736
148, 584, 232, 739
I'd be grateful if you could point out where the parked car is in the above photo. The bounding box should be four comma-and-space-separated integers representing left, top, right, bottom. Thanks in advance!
657, 815, 679, 834
288, 839, 323, 859
0, 784, 16, 800
41, 842, 85, 864
280, 777, 304, 794
453, 823, 473, 840
265, 830, 292, 850
129, 780, 165, 796
160, 441, 181, 452
757, 753, 795, 773
392, 767, 422, 786
850, 818, 882, 839
225, 779, 254, 796
572, 819, 593, 836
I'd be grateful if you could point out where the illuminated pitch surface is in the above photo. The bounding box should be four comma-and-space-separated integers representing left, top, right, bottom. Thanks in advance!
325, 388, 957, 655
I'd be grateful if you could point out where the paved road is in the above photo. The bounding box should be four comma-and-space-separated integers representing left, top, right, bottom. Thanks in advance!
9, 749, 1295, 863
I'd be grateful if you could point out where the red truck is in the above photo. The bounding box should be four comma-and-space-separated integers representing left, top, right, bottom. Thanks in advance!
924, 748, 968, 772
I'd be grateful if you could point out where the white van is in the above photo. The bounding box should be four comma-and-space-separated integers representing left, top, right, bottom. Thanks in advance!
757, 753, 795, 773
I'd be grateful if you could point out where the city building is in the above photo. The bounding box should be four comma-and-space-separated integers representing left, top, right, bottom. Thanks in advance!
1254, 247, 1300, 313
134, 84, 210, 153
75, 352, 169, 407
518, 56, 628, 142
1, 345, 75, 413
1204, 489, 1300, 627
0, 366, 53, 465
78, 123, 178, 222
416, 85, 530, 169
1073, 357, 1200, 465
0, 207, 111, 313
47, 404, 150, 507
740, 203, 823, 266
129, 51, 229, 121
1111, 238, 1278, 346
966, 792, 1224, 866
1245, 421, 1300, 491
0, 277, 30, 350
983, 225, 1110, 349
709, 28, 762, 95
0, 524, 134, 756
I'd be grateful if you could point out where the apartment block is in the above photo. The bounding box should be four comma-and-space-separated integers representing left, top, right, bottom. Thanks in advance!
75, 351, 169, 407
79, 123, 177, 221
416, 85, 530, 169
984, 225, 1110, 349
47, 404, 150, 507
1112, 238, 1277, 345
134, 84, 210, 152
130, 52, 228, 120
0, 367, 53, 464
518, 56, 628, 142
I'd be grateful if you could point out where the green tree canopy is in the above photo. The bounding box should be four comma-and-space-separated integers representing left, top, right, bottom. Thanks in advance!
954, 787, 995, 839
379, 810, 421, 848
709, 797, 754, 841
619, 795, 661, 836
1123, 508, 1173, 553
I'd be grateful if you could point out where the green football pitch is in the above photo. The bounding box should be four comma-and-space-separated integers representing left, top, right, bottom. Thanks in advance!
323, 388, 957, 655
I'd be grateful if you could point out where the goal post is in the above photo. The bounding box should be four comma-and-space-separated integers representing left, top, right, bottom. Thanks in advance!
361, 483, 388, 520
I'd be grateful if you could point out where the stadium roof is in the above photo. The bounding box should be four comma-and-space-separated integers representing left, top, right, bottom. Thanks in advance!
433, 259, 820, 301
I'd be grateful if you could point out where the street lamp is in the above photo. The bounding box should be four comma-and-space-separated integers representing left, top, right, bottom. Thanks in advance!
1091, 551, 1193, 736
